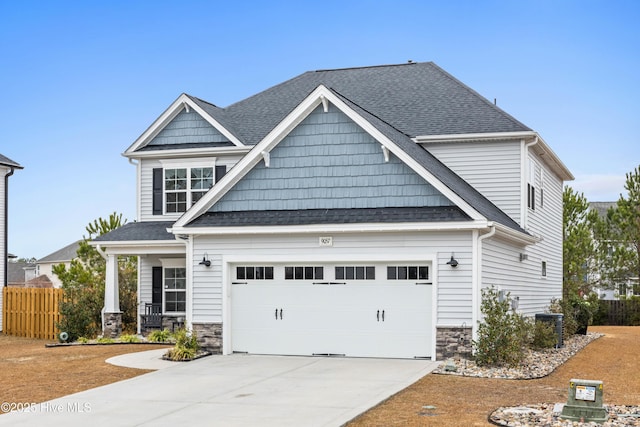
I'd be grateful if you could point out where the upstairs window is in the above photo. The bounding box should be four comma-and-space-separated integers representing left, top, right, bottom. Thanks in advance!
153, 165, 227, 216
164, 167, 214, 213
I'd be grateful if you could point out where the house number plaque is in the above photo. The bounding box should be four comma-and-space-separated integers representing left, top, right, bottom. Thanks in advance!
319, 236, 333, 246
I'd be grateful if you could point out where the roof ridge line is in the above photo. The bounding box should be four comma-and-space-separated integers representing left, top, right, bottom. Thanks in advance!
314, 61, 425, 73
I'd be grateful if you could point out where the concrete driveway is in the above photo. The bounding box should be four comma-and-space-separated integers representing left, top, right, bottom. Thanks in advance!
0, 352, 438, 427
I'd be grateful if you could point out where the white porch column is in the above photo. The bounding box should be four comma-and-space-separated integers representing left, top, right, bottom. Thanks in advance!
104, 253, 120, 313
100, 249, 122, 338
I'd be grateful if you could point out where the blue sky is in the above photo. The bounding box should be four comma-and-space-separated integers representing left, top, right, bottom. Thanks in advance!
1, 1, 638, 259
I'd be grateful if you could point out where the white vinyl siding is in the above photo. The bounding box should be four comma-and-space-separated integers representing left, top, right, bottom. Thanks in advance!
424, 140, 522, 223
191, 230, 473, 326
481, 153, 563, 316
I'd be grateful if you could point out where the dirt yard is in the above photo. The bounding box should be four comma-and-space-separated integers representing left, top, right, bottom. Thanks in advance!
0, 335, 169, 412
348, 326, 640, 426
1, 327, 638, 424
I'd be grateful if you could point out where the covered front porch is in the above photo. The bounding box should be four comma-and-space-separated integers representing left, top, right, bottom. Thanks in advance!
91, 221, 188, 337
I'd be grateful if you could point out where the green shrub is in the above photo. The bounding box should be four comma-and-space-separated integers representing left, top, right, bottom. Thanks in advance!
97, 337, 114, 344
473, 286, 533, 367
550, 298, 578, 337
77, 337, 90, 344
166, 328, 200, 361
119, 334, 141, 343
532, 320, 558, 349
148, 329, 172, 343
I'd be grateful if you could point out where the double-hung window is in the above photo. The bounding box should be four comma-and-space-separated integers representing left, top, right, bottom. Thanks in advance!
164, 167, 214, 213
164, 267, 186, 313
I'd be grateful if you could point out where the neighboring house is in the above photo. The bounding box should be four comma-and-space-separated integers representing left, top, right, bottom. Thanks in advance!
36, 240, 81, 288
7, 259, 37, 286
1, 153, 22, 331
588, 201, 637, 300
93, 62, 573, 360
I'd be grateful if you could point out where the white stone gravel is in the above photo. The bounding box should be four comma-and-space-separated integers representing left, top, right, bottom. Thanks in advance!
433, 332, 603, 379
433, 333, 640, 426
490, 404, 640, 426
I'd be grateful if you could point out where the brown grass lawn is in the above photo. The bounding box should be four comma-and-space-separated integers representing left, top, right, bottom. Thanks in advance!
0, 335, 169, 413
347, 326, 640, 426
1, 327, 638, 424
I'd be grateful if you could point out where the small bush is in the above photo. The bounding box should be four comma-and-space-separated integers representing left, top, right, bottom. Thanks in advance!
97, 337, 114, 344
119, 334, 141, 343
148, 329, 172, 343
532, 320, 558, 349
165, 328, 200, 361
473, 286, 533, 367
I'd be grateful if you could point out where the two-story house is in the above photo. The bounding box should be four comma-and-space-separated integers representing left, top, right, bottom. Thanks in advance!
94, 62, 573, 360
1, 153, 22, 331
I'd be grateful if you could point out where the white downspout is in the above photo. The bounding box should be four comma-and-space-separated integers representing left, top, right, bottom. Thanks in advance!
174, 235, 191, 330
522, 136, 539, 229
472, 224, 496, 344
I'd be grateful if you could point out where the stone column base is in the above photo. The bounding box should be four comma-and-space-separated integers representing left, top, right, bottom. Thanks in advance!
436, 326, 473, 360
103, 312, 123, 339
192, 322, 222, 354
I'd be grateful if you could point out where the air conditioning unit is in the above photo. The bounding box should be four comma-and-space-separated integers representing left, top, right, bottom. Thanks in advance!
535, 313, 564, 348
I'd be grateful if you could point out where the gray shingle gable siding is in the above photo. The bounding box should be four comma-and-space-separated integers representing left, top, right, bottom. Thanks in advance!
189, 206, 470, 228
331, 89, 528, 234
210, 104, 454, 213
147, 109, 230, 146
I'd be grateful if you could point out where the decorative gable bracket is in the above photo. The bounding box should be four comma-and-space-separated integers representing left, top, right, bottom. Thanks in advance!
262, 151, 270, 168
381, 145, 390, 162
320, 95, 330, 113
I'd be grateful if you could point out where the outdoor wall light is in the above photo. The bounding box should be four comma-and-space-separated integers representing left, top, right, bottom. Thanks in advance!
446, 254, 459, 268
199, 253, 211, 267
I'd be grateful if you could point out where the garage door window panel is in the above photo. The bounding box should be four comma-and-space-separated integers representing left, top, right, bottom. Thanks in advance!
237, 266, 274, 280
285, 266, 323, 280
335, 266, 375, 280
387, 266, 429, 281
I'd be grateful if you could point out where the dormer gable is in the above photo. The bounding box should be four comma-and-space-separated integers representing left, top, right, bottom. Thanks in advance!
124, 93, 245, 158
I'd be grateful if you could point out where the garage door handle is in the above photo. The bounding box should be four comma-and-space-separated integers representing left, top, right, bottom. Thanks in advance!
280, 309, 283, 320
275, 308, 278, 320
376, 310, 380, 321
382, 310, 385, 322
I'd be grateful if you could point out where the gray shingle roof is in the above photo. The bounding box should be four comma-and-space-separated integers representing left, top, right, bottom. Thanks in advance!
0, 153, 22, 168
589, 201, 616, 218
38, 240, 81, 263
93, 221, 175, 242
222, 62, 530, 145
188, 206, 470, 228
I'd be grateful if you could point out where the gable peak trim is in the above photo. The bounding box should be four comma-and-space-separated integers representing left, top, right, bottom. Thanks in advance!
124, 94, 244, 155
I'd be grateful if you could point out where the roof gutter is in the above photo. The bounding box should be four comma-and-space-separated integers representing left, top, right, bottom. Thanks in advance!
4, 167, 15, 288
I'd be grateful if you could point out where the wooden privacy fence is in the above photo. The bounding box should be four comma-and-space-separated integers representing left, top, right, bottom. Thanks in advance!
2, 287, 63, 340
597, 299, 640, 326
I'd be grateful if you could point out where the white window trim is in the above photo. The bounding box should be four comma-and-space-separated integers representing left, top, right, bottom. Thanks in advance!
160, 258, 187, 314
159, 158, 217, 215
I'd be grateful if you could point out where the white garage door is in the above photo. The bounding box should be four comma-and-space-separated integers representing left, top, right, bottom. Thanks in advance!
230, 263, 432, 359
